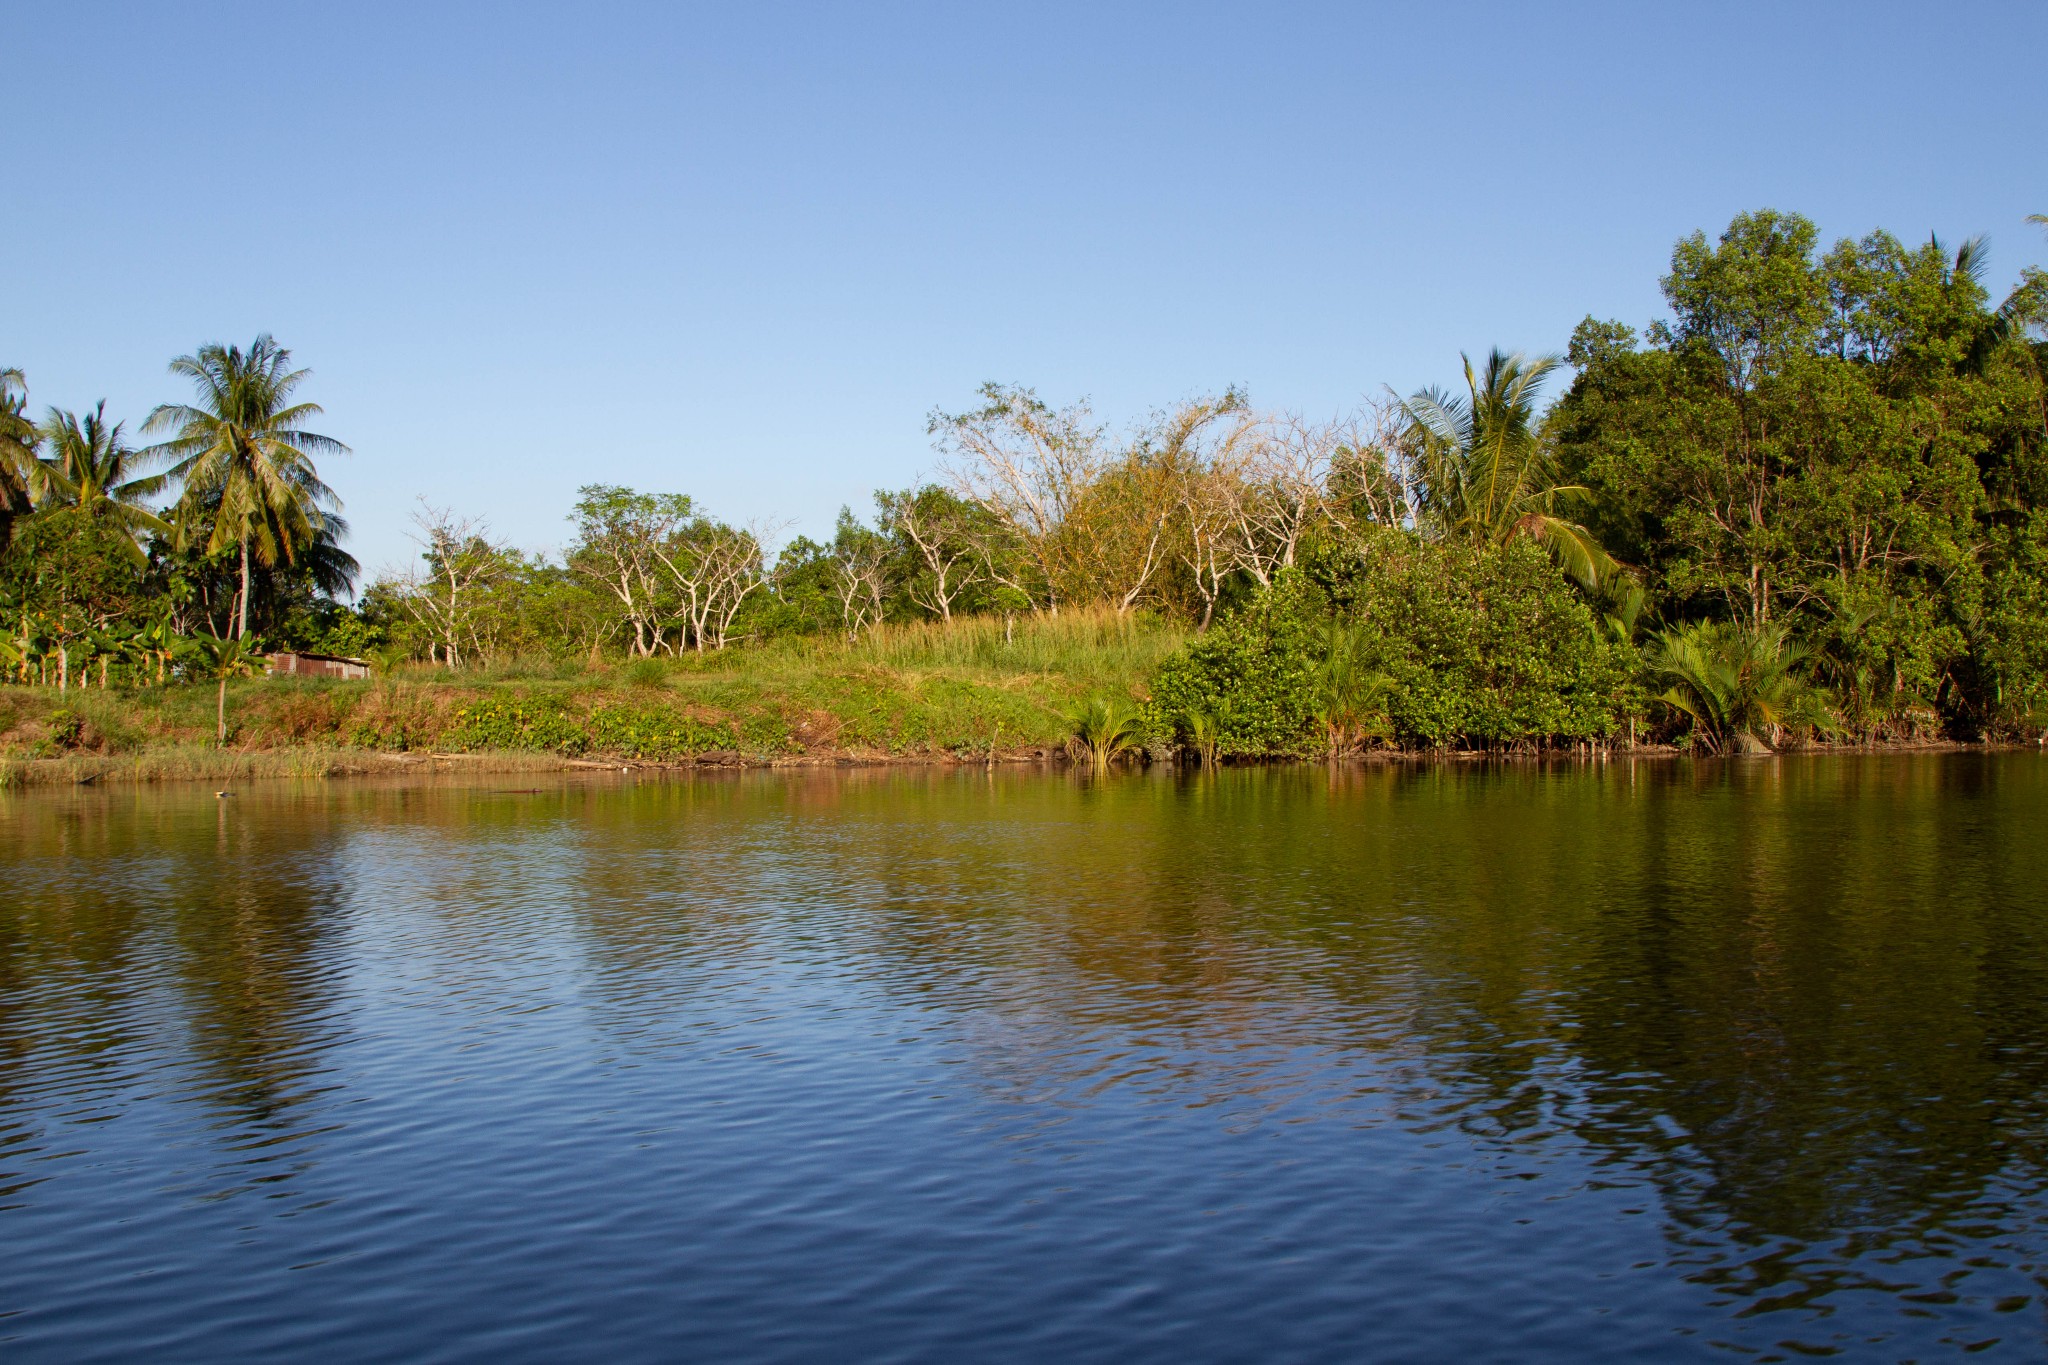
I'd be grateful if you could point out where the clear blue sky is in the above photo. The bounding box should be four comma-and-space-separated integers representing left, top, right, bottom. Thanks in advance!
9, 1, 2046, 583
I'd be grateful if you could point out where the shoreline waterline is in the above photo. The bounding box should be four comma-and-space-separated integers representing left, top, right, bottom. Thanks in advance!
1, 737, 2028, 787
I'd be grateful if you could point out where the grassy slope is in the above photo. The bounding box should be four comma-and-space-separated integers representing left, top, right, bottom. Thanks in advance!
0, 611, 1186, 783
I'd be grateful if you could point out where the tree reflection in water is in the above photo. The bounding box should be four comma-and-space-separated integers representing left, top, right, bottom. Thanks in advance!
1, 756, 2045, 1356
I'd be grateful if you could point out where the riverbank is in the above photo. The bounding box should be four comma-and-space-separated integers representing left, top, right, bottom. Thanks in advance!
2, 607, 2013, 787
0, 727, 1998, 789
0, 611, 1184, 785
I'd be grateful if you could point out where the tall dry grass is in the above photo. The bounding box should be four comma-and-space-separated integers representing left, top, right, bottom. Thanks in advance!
681, 606, 1186, 692
839, 607, 1184, 678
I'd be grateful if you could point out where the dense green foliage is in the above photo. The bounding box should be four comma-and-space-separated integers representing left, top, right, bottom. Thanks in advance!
1551, 210, 2048, 740
1148, 576, 1323, 756
1150, 535, 1634, 754
1141, 209, 2048, 755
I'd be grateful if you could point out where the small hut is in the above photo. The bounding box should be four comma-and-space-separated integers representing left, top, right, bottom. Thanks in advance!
266, 651, 372, 680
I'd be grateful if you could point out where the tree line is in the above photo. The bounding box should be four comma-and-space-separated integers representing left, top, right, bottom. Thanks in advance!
360, 382, 1415, 671
4, 208, 2047, 751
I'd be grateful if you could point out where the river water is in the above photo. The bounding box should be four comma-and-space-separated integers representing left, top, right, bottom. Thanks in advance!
3, 756, 2046, 1362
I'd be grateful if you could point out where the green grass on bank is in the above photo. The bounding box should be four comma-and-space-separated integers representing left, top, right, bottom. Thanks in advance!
0, 610, 1188, 780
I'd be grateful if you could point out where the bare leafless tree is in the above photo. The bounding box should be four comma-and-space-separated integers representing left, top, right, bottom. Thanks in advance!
396, 501, 509, 669
1221, 416, 1341, 587
877, 486, 983, 622
934, 384, 1103, 614
829, 533, 890, 638
1327, 393, 1417, 528
567, 485, 687, 657
1154, 394, 1258, 627
657, 515, 783, 652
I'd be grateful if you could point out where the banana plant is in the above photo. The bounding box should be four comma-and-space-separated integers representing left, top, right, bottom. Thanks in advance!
76, 625, 137, 689
135, 619, 190, 686
19, 616, 53, 685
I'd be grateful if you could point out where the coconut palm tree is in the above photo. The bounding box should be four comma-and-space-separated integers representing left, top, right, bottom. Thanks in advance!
1402, 349, 1615, 587
161, 486, 361, 600
142, 336, 349, 639
38, 403, 170, 548
0, 368, 42, 545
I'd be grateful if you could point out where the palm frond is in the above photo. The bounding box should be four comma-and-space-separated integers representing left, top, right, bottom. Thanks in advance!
1402, 349, 1606, 581
1952, 234, 1990, 286
1651, 620, 1832, 753
1528, 514, 1616, 589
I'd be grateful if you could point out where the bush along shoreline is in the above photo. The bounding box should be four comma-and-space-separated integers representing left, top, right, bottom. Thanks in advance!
1150, 536, 1639, 759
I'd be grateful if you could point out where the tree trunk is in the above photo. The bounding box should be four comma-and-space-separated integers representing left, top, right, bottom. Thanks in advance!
58, 644, 68, 691
237, 536, 251, 640
217, 674, 228, 745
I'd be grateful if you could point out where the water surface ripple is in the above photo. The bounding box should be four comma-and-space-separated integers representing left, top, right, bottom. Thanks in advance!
3, 756, 2046, 1361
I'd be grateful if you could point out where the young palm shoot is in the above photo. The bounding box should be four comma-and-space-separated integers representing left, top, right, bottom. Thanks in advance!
1315, 624, 1396, 758
1651, 621, 1835, 754
1185, 709, 1222, 768
1069, 697, 1144, 772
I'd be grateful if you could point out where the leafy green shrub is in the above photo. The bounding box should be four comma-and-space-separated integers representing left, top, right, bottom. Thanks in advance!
1150, 534, 1633, 755
44, 707, 85, 751
1148, 574, 1324, 756
585, 705, 737, 758
734, 710, 795, 753
444, 696, 752, 759
447, 696, 591, 754
1323, 535, 1630, 747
